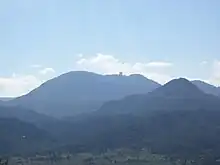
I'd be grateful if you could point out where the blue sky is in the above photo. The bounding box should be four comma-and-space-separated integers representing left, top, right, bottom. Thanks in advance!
0, 0, 220, 96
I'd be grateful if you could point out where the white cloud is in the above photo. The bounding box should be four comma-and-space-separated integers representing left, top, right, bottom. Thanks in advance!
0, 74, 42, 97
74, 53, 173, 84
0, 67, 56, 97
208, 60, 220, 86
39, 68, 55, 75
0, 54, 174, 97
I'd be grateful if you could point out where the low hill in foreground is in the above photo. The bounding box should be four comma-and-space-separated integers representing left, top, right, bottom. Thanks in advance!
0, 105, 56, 127
57, 109, 220, 164
0, 118, 54, 155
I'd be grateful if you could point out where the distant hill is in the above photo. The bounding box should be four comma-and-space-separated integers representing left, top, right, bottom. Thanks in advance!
99, 78, 220, 115
0, 105, 76, 151
9, 71, 160, 117
0, 118, 54, 155
0, 105, 56, 128
55, 79, 220, 161
61, 109, 220, 162
1, 77, 220, 162
192, 80, 220, 96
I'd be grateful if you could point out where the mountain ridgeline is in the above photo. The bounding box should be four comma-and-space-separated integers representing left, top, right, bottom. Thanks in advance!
192, 80, 220, 96
8, 71, 160, 117
98, 78, 220, 115
54, 78, 220, 162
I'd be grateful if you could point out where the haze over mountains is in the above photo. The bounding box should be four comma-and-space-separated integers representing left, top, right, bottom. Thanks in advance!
0, 71, 219, 118
98, 78, 220, 115
1, 70, 220, 162
53, 77, 220, 161
0, 105, 56, 126
0, 117, 54, 155
192, 80, 220, 96
2, 0, 220, 163
8, 71, 160, 117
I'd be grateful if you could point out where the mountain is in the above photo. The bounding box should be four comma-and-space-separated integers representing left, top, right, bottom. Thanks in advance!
59, 78, 220, 148
60, 109, 220, 163
192, 80, 220, 96
9, 71, 160, 117
1, 77, 220, 162
55, 79, 220, 162
150, 78, 204, 98
0, 105, 56, 128
0, 118, 54, 155
0, 105, 77, 152
98, 78, 220, 115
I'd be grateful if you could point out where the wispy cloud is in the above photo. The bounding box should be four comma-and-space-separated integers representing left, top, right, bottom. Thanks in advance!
39, 68, 55, 75
74, 53, 173, 84
0, 67, 56, 97
0, 74, 42, 97
208, 60, 220, 86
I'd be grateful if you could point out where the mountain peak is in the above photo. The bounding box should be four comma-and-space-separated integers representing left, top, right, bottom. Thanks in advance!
150, 78, 204, 98
165, 78, 192, 86
11, 71, 160, 117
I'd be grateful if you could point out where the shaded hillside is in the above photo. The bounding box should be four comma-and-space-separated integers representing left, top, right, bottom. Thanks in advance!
9, 71, 160, 117
98, 78, 220, 115
0, 118, 54, 155
2, 77, 220, 162
61, 109, 220, 162
192, 80, 220, 96
0, 105, 57, 128
0, 105, 75, 146
54, 79, 220, 159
